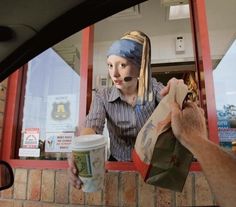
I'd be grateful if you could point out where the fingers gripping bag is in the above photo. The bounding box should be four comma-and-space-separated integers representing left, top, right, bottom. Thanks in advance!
132, 81, 193, 192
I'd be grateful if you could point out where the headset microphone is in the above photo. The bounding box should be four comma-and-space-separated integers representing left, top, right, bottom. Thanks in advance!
124, 76, 139, 82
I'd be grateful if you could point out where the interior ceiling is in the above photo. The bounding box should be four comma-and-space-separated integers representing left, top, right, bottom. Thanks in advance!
61, 0, 192, 45
58, 0, 236, 44
55, 0, 236, 70
54, 0, 192, 67
2, 0, 235, 73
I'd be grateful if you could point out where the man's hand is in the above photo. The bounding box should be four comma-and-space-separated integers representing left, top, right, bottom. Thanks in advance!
160, 78, 184, 97
170, 101, 208, 151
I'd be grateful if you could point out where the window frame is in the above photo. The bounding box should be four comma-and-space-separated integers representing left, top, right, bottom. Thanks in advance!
1, 0, 217, 172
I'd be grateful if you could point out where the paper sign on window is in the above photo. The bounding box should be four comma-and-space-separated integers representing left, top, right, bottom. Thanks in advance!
45, 132, 74, 152
22, 128, 40, 148
46, 95, 78, 132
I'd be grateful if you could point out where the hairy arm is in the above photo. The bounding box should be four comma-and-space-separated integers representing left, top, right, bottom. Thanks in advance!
171, 102, 236, 207
193, 137, 236, 207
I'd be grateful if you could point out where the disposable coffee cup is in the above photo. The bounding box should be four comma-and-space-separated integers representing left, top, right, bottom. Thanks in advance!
72, 134, 106, 192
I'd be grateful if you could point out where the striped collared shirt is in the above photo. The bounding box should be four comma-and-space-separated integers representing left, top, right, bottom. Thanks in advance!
84, 78, 164, 161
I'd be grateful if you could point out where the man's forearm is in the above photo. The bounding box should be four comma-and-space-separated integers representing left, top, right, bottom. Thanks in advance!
191, 137, 236, 207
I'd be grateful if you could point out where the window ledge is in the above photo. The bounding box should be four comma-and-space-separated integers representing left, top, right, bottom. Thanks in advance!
106, 161, 201, 172
6, 159, 201, 172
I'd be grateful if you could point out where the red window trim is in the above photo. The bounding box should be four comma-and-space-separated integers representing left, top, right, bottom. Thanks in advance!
1, 62, 202, 172
190, 0, 219, 145
1, 1, 216, 172
2, 70, 22, 163
1, 27, 96, 170
1, 67, 201, 170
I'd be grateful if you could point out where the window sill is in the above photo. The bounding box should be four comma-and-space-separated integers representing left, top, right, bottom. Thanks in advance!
7, 159, 201, 171
106, 161, 201, 171
7, 159, 68, 169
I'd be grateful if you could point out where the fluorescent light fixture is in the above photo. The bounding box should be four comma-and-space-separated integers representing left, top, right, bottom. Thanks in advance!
169, 4, 190, 20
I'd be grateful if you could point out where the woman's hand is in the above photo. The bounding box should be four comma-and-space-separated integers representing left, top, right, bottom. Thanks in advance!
68, 128, 96, 189
160, 78, 184, 97
67, 153, 83, 189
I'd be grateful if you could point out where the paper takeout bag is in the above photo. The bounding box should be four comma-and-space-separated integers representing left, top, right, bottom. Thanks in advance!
132, 82, 193, 192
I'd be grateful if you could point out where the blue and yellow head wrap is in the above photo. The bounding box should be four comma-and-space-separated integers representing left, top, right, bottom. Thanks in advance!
107, 39, 142, 68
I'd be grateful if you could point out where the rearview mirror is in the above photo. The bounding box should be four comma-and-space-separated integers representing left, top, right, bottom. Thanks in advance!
0, 160, 14, 191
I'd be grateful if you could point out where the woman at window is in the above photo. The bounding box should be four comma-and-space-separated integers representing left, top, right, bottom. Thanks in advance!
68, 30, 180, 189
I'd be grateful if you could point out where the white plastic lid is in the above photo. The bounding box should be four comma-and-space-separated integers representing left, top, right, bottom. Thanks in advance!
72, 134, 106, 150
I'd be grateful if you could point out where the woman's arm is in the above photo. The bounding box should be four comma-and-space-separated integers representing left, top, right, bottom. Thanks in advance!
171, 102, 236, 207
68, 89, 106, 189
68, 127, 97, 189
